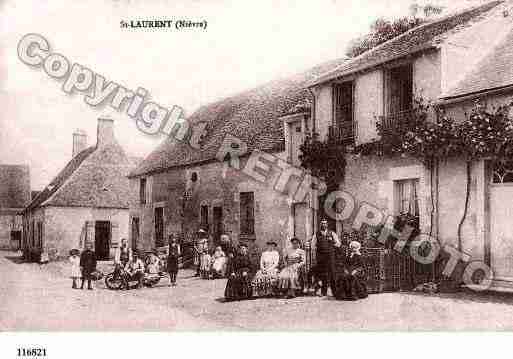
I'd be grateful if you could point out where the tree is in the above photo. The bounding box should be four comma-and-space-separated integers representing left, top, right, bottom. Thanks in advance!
346, 3, 444, 58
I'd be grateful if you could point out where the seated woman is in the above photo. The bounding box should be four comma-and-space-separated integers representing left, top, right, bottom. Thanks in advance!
277, 237, 306, 298
251, 241, 280, 297
211, 246, 227, 278
224, 244, 253, 301
335, 241, 368, 300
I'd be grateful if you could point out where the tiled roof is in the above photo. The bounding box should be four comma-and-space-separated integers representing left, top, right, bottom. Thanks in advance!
26, 141, 137, 211
0, 164, 30, 209
129, 57, 349, 177
442, 28, 513, 99
308, 1, 503, 87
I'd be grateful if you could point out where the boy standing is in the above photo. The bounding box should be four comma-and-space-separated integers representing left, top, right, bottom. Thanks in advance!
80, 241, 97, 290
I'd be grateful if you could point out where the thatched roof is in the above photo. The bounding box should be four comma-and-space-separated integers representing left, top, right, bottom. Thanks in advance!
129, 58, 348, 177
26, 121, 139, 211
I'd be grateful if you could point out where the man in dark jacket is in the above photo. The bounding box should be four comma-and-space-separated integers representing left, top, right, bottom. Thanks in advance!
80, 241, 97, 290
308, 218, 341, 297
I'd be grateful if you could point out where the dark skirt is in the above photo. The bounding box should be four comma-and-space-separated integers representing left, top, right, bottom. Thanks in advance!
334, 273, 368, 300
167, 256, 179, 274
224, 274, 252, 300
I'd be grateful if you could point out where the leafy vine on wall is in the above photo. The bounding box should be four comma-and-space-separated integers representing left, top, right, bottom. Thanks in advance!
299, 132, 347, 191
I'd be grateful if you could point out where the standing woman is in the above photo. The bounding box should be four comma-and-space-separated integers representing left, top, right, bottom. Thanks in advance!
277, 237, 306, 298
224, 244, 253, 301
167, 234, 181, 286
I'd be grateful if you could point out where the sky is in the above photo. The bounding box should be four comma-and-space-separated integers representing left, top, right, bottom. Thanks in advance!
0, 0, 487, 190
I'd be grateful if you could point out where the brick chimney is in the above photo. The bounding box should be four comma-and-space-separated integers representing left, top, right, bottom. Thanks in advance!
96, 118, 115, 147
72, 129, 88, 157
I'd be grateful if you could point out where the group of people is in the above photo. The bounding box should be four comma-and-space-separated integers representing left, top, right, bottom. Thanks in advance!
69, 236, 182, 290
224, 219, 369, 301
69, 241, 97, 290
194, 230, 236, 279
68, 219, 368, 301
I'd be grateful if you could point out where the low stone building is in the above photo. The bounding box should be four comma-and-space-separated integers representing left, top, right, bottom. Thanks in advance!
128, 59, 347, 256
23, 118, 139, 261
0, 165, 30, 250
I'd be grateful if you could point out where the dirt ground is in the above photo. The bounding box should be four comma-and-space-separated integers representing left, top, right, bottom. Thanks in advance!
2, 250, 513, 331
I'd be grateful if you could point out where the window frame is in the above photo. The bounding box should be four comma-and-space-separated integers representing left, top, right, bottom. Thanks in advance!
385, 63, 414, 116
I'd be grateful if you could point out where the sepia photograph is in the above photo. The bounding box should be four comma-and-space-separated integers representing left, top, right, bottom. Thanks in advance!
3, 0, 513, 352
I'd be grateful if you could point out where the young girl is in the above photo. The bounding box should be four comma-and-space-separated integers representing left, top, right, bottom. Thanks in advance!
200, 250, 212, 279
211, 246, 227, 278
146, 252, 161, 276
69, 249, 81, 289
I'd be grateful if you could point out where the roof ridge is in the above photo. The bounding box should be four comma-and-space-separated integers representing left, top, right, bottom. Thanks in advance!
308, 0, 503, 87
441, 25, 513, 99
24, 146, 96, 211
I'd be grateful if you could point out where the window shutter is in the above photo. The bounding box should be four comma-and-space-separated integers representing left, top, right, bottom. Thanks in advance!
85, 221, 95, 249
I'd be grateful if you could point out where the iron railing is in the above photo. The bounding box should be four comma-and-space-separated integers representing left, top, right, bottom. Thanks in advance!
378, 109, 416, 135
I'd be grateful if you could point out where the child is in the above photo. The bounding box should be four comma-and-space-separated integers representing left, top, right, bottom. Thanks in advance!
200, 251, 212, 279
211, 246, 227, 278
69, 249, 81, 289
146, 252, 161, 276
167, 235, 181, 286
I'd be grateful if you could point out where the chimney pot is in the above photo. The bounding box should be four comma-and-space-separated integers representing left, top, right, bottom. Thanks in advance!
72, 129, 88, 157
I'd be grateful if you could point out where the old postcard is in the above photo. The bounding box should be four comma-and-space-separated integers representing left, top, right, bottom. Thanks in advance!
3, 0, 513, 347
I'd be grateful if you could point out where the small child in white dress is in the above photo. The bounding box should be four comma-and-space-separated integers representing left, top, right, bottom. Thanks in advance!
69, 249, 81, 289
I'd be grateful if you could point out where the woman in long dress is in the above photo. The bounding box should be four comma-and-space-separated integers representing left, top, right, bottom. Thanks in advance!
224, 244, 253, 301
252, 241, 280, 297
335, 241, 368, 300
277, 237, 306, 298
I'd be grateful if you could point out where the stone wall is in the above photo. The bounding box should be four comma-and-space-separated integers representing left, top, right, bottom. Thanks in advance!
24, 206, 129, 260
129, 152, 308, 258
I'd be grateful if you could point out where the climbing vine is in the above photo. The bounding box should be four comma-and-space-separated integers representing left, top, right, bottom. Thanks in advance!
299, 131, 347, 191
367, 99, 513, 250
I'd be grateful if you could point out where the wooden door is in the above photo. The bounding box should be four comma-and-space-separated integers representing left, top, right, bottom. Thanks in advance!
213, 206, 223, 245
94, 221, 111, 260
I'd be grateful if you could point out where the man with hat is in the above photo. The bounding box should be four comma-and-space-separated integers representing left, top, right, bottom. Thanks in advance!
308, 218, 341, 297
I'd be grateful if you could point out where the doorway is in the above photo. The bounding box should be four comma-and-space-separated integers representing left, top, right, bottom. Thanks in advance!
293, 203, 308, 243
95, 221, 111, 260
131, 217, 140, 251
489, 163, 513, 280
213, 206, 223, 245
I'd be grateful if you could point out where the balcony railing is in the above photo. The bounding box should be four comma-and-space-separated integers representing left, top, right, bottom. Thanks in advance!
378, 109, 415, 135
328, 122, 355, 144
